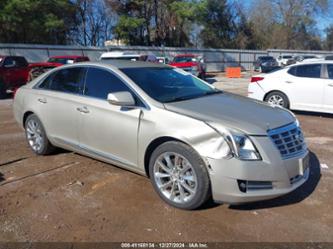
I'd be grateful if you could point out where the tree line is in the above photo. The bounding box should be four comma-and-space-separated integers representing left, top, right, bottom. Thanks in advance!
0, 0, 332, 50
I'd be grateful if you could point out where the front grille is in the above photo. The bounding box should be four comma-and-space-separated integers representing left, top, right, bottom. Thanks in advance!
268, 122, 307, 159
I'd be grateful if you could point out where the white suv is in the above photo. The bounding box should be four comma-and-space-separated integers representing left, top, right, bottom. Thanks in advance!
248, 61, 333, 114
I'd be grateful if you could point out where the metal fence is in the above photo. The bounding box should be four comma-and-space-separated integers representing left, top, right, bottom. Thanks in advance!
0, 43, 332, 72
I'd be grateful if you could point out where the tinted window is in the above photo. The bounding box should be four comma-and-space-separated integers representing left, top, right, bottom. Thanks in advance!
4, 57, 28, 68
15, 57, 28, 67
121, 67, 219, 103
295, 64, 321, 78
3, 57, 16, 67
38, 74, 54, 89
48, 67, 85, 94
327, 64, 333, 79
84, 67, 131, 99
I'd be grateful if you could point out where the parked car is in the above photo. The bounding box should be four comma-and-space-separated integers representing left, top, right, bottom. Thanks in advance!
100, 51, 140, 61
0, 55, 30, 98
14, 60, 309, 209
294, 55, 318, 63
248, 61, 333, 114
29, 55, 90, 80
276, 55, 293, 67
156, 56, 169, 64
253, 56, 279, 73
300, 54, 333, 63
138, 54, 158, 62
169, 54, 206, 79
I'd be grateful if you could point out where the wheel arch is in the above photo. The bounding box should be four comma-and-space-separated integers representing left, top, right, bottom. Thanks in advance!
144, 136, 190, 178
263, 90, 290, 107
23, 111, 35, 127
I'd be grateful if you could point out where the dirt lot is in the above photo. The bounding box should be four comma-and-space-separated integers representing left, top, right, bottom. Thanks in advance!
0, 73, 332, 242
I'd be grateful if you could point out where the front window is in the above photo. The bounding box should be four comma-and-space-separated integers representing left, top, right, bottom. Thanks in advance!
120, 67, 220, 103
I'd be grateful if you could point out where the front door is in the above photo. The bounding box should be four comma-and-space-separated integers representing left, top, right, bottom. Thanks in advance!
79, 67, 141, 168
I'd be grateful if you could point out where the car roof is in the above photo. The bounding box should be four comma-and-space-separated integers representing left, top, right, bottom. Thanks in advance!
50, 55, 87, 59
100, 51, 140, 58
87, 60, 171, 69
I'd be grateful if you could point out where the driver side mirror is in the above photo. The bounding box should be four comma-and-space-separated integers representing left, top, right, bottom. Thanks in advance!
107, 91, 136, 107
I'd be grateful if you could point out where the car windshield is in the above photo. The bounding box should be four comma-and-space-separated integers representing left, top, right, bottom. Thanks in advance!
173, 57, 197, 63
120, 67, 221, 103
48, 58, 71, 64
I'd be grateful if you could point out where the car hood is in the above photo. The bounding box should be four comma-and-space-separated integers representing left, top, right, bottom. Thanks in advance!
164, 92, 295, 135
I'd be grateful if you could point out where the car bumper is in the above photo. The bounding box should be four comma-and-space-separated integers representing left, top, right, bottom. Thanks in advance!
248, 82, 265, 101
206, 136, 310, 204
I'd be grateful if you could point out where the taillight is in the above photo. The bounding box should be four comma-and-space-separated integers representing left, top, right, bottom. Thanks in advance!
250, 77, 264, 83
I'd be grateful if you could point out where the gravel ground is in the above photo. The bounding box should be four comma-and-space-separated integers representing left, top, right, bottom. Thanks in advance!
0, 74, 332, 242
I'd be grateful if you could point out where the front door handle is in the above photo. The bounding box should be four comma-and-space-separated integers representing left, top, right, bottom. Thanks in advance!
285, 81, 293, 84
76, 106, 90, 113
38, 98, 47, 104
328, 83, 333, 87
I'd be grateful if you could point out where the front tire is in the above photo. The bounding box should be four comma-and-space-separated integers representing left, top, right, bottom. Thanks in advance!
149, 141, 211, 210
265, 91, 290, 109
25, 114, 56, 155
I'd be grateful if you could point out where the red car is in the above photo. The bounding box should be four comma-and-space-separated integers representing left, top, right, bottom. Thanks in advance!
169, 54, 206, 79
29, 55, 90, 79
0, 55, 30, 98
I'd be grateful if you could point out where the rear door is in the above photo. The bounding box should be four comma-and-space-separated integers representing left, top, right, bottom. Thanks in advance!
79, 67, 141, 168
323, 64, 333, 113
34, 67, 87, 148
286, 64, 325, 111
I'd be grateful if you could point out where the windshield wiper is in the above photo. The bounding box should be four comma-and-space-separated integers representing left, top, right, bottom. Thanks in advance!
164, 90, 222, 103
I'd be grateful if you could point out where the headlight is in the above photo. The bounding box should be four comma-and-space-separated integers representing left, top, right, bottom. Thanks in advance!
206, 123, 261, 161
230, 132, 261, 160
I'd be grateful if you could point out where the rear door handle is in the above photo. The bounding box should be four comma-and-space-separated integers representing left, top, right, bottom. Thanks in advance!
76, 106, 90, 114
328, 83, 333, 87
38, 98, 47, 104
285, 81, 293, 84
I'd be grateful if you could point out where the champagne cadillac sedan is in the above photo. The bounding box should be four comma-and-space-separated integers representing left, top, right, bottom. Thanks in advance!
13, 61, 310, 209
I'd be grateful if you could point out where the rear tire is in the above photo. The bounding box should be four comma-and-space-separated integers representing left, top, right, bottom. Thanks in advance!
25, 114, 56, 155
149, 141, 211, 210
265, 91, 290, 109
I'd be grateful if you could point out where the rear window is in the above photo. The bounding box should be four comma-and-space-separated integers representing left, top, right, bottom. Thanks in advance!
39, 67, 86, 94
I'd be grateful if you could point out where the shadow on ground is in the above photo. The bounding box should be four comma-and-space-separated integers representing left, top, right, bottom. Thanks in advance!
229, 151, 321, 211
294, 110, 333, 118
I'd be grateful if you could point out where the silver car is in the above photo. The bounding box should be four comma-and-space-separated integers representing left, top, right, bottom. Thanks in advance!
13, 61, 310, 209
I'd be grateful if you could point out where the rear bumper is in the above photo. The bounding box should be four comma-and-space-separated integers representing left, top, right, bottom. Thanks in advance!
207, 136, 309, 204
248, 82, 265, 101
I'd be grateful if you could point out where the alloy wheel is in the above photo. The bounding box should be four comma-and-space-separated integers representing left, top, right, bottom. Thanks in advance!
26, 119, 44, 152
153, 152, 198, 204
